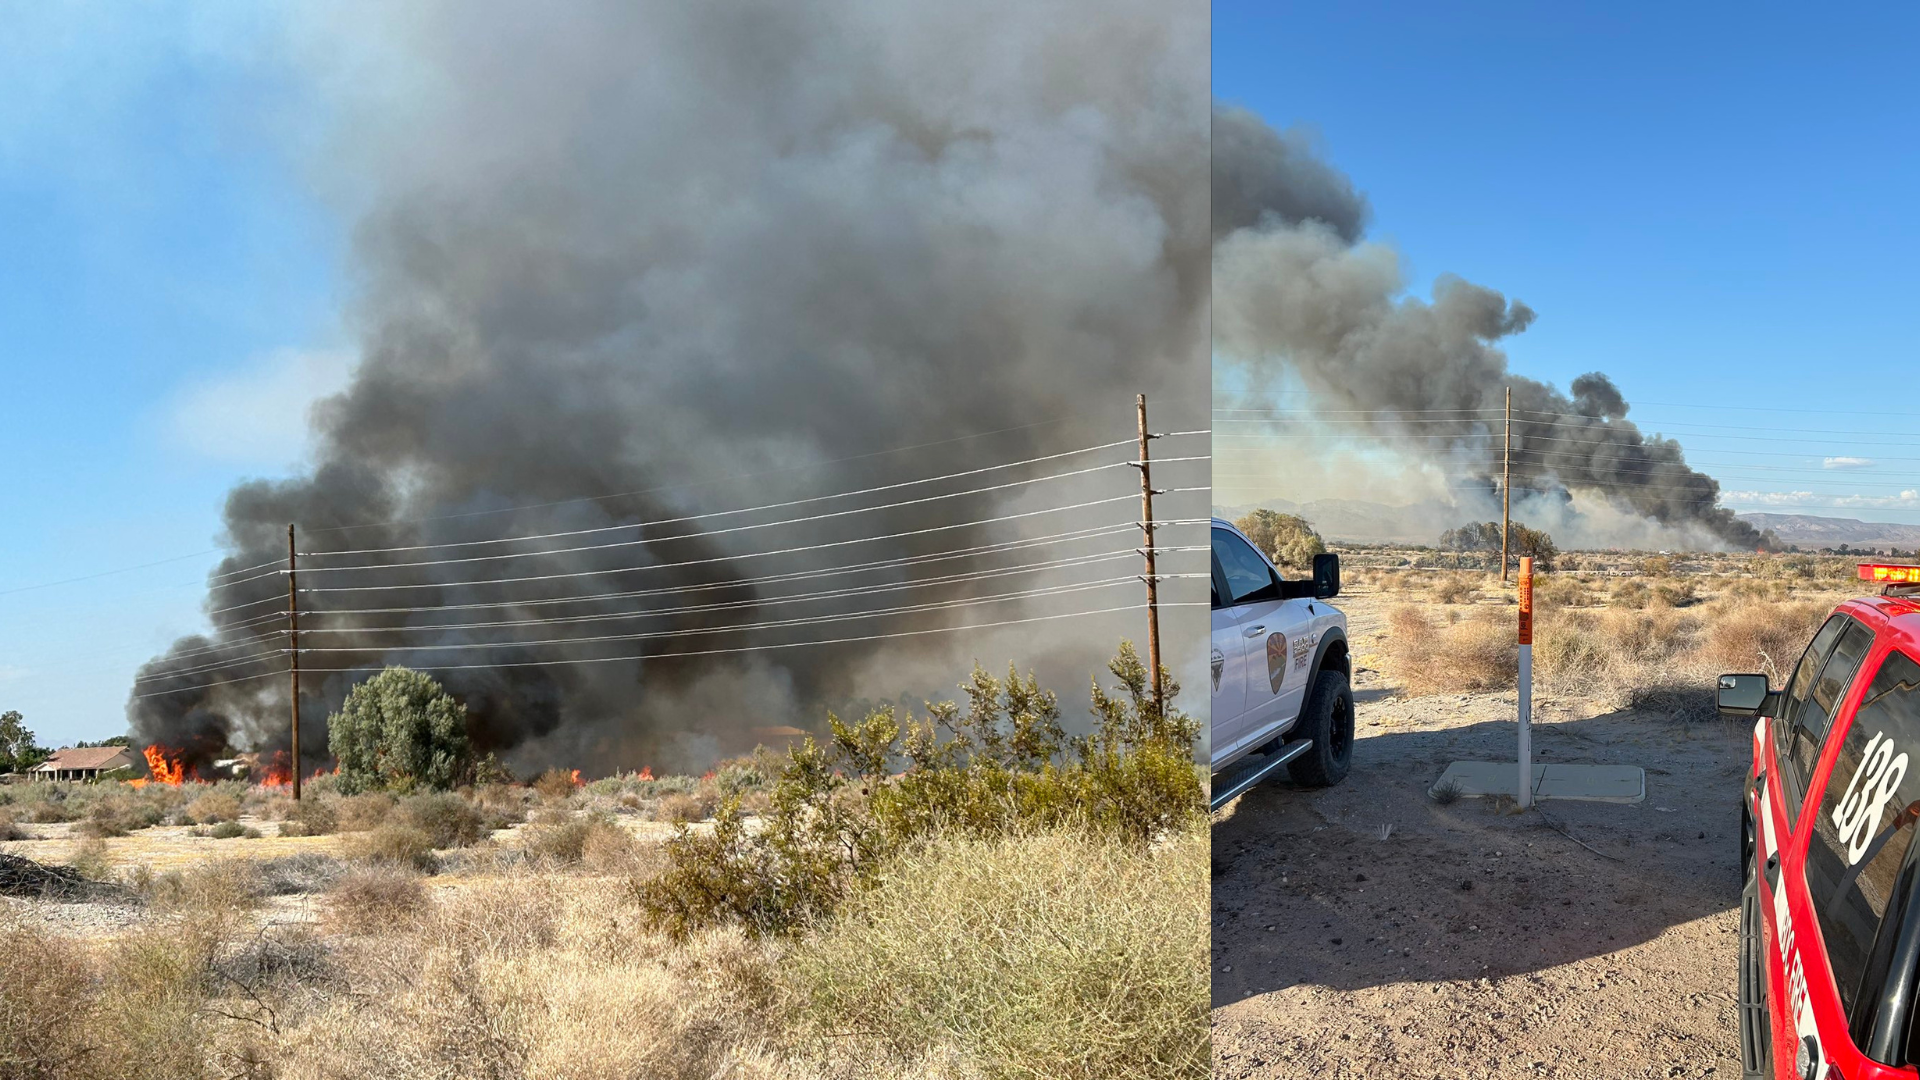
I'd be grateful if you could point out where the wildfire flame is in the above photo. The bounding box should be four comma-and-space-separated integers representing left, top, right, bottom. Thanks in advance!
142, 745, 187, 786
258, 752, 292, 789
569, 769, 584, 787
637, 766, 654, 782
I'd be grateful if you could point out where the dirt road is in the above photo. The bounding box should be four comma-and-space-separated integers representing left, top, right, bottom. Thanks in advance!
1211, 597, 1750, 1079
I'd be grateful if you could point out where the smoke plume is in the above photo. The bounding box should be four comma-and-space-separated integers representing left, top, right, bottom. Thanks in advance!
131, 1, 1209, 774
1211, 104, 1760, 551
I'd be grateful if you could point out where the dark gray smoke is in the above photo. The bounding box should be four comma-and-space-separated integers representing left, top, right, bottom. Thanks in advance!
130, 1, 1210, 775
1211, 105, 1761, 551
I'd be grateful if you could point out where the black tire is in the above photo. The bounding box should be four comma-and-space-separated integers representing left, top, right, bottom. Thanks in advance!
1286, 669, 1354, 788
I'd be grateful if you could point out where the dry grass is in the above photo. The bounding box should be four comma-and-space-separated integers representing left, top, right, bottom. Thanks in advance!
340, 824, 438, 870
788, 828, 1209, 1080
1384, 606, 1517, 694
1376, 561, 1853, 710
326, 866, 429, 935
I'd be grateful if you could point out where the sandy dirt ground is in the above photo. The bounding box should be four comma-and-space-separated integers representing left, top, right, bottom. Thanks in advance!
1211, 591, 1750, 1079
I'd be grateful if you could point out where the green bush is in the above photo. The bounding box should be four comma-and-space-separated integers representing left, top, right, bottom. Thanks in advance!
327, 666, 475, 794
1233, 509, 1326, 570
635, 642, 1203, 941
209, 821, 249, 839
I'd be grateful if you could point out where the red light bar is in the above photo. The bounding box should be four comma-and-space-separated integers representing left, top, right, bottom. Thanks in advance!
1859, 563, 1920, 584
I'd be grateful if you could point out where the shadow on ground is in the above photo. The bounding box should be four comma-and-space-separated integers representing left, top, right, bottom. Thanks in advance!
1210, 695, 1749, 1008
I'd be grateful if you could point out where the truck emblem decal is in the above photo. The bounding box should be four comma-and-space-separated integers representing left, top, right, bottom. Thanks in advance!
1292, 633, 1315, 670
1265, 633, 1287, 693
1211, 647, 1224, 693
1832, 730, 1911, 866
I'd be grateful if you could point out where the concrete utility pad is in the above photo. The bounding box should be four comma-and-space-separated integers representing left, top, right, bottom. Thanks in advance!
1430, 761, 1646, 804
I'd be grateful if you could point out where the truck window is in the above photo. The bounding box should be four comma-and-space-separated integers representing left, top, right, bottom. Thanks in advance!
1805, 649, 1920, 1034
1213, 530, 1278, 606
1779, 616, 1853, 823
1790, 622, 1877, 806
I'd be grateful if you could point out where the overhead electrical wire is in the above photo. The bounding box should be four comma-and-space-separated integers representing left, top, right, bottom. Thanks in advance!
301, 437, 1159, 558
294, 522, 1161, 616
291, 546, 1203, 636
298, 410, 1209, 537
292, 577, 1152, 654
294, 489, 1208, 595
297, 455, 1208, 574
294, 600, 1208, 676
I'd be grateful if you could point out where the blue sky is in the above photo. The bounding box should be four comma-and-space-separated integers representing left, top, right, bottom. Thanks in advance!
0, 6, 344, 746
1214, 3, 1920, 519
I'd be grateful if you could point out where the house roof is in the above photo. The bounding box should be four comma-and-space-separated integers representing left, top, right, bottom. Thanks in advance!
32, 746, 139, 772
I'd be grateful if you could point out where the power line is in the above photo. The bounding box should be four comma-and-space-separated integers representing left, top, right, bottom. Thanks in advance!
294, 489, 1207, 596
294, 600, 1208, 676
302, 438, 1165, 559
292, 522, 1164, 617
292, 577, 1148, 655
291, 547, 1164, 635
297, 455, 1198, 573
299, 406, 1209, 538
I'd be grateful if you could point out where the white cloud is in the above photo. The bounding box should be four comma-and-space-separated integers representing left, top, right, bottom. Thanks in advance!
1824, 456, 1876, 470
166, 348, 355, 464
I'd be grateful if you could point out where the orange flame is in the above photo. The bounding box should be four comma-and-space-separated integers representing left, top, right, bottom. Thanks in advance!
637, 766, 654, 782
257, 751, 292, 789
701, 770, 716, 782
142, 745, 187, 786
568, 769, 584, 787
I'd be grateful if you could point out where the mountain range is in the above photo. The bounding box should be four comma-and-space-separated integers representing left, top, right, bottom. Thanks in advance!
1214, 499, 1920, 550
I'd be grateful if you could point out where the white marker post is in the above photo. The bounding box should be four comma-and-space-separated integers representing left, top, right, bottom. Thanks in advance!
1517, 556, 1534, 809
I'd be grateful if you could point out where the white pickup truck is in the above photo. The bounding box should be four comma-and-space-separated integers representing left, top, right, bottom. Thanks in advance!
1210, 517, 1354, 811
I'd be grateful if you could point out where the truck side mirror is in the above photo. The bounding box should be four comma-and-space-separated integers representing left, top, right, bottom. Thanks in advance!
1717, 673, 1771, 717
1313, 553, 1340, 600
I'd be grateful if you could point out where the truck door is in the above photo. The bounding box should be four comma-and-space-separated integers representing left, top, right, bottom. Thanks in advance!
1803, 643, 1920, 1069
1211, 528, 1299, 755
1211, 538, 1250, 768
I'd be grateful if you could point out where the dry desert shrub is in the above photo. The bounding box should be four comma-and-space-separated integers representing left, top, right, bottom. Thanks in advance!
533, 767, 579, 802
327, 866, 430, 935
521, 809, 637, 869
399, 791, 488, 849
656, 790, 715, 824
1699, 598, 1836, 681
341, 824, 438, 871
144, 858, 262, 920
788, 827, 1208, 1080
185, 790, 242, 825
1382, 606, 1516, 694
1429, 573, 1480, 605
0, 917, 95, 1074
335, 791, 400, 832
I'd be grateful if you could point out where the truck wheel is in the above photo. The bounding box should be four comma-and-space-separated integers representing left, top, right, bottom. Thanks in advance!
1287, 669, 1354, 788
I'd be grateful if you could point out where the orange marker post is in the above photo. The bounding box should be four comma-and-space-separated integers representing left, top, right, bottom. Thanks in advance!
1517, 557, 1534, 809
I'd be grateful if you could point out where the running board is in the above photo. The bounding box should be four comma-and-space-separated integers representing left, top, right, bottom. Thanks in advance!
1739, 883, 1769, 1079
1210, 741, 1311, 812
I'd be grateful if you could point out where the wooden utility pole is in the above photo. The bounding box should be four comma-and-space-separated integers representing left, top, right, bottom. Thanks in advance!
1134, 394, 1163, 715
1501, 387, 1512, 584
288, 524, 301, 801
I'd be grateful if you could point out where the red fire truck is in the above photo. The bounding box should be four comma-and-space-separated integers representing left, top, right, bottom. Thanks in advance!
1722, 564, 1920, 1079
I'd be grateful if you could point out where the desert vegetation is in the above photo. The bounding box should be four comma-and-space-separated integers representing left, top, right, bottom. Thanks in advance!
0, 645, 1205, 1080
1231, 508, 1326, 571
1352, 546, 1865, 714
